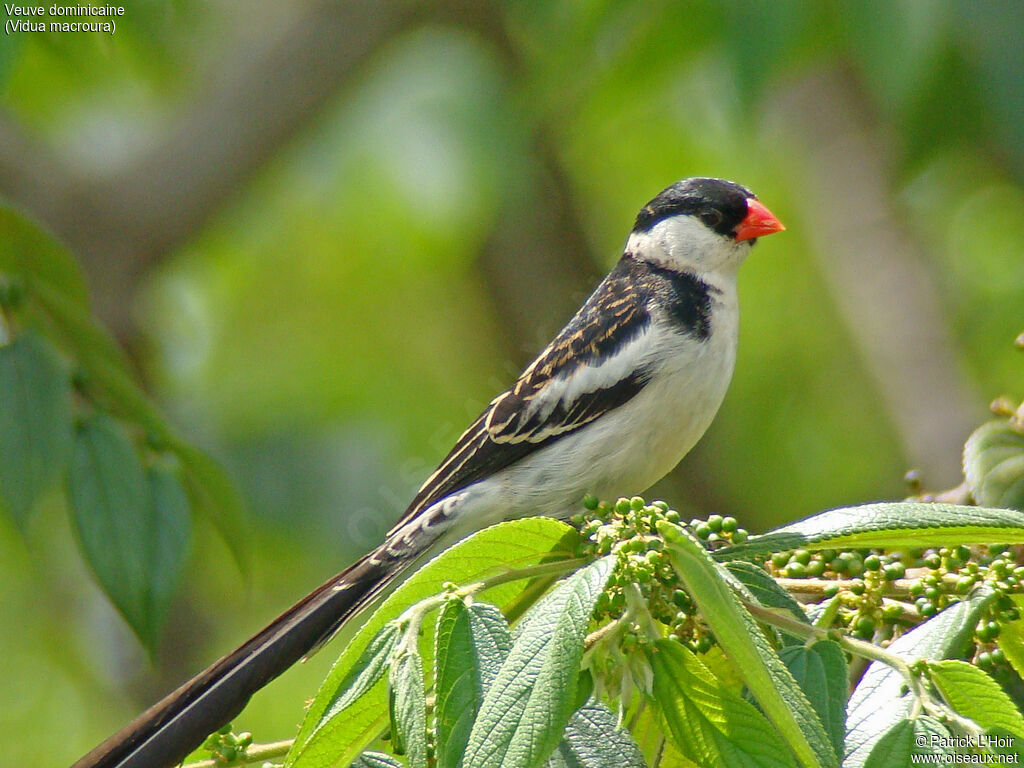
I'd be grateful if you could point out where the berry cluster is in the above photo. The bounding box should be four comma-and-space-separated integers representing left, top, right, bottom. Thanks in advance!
573, 497, 1023, 695
201, 723, 252, 764
574, 494, 749, 653
766, 543, 1023, 678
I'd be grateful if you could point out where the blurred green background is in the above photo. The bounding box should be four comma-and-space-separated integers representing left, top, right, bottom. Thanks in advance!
2, 1, 1023, 764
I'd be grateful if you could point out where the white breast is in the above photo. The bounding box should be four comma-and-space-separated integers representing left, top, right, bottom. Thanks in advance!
483, 271, 740, 522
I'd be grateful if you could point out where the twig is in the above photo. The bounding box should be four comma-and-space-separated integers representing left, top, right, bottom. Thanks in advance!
182, 739, 292, 768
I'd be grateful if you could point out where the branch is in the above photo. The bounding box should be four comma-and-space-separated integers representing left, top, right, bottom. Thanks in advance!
765, 67, 983, 487
0, 0, 426, 338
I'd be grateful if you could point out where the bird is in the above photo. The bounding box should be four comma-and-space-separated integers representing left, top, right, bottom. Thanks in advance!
72, 177, 784, 768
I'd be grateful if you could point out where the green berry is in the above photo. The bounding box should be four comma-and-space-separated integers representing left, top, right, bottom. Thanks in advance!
583, 494, 599, 510
707, 514, 724, 532
855, 616, 876, 635
721, 516, 738, 533
732, 529, 748, 543
849, 579, 866, 596
806, 560, 826, 577
883, 563, 906, 580
785, 562, 807, 578
793, 549, 812, 566
823, 583, 840, 598
864, 555, 882, 571
771, 552, 790, 569
694, 523, 712, 539
630, 496, 645, 511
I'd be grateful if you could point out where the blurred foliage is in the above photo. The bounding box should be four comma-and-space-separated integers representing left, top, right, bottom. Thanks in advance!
1, 0, 1024, 765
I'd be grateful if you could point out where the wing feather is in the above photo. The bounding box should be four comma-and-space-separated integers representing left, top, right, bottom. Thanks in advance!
394, 256, 655, 527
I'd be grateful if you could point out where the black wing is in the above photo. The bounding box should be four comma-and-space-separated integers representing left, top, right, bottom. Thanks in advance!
393, 256, 657, 529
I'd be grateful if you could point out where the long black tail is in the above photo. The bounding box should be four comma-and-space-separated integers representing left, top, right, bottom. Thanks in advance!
72, 546, 401, 768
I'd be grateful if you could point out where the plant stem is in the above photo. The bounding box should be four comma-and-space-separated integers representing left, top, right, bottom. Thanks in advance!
182, 739, 293, 768
391, 555, 587, 631
742, 599, 915, 676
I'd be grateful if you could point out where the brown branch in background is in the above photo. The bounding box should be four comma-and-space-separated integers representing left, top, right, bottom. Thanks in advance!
0, 0, 426, 340
767, 68, 982, 488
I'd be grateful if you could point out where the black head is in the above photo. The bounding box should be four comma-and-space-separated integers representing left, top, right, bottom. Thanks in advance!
632, 178, 755, 237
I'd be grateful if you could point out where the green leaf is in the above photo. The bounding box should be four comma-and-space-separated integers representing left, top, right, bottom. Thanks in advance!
30, 279, 138, 405
996, 601, 1024, 680
0, 332, 72, 524
171, 441, 250, 577
435, 600, 512, 768
463, 555, 615, 768
389, 643, 428, 768
351, 752, 406, 768
545, 702, 647, 768
862, 716, 950, 768
928, 660, 1024, 738
725, 561, 809, 644
964, 421, 1024, 511
141, 465, 192, 645
68, 414, 171, 648
30, 281, 251, 577
288, 517, 578, 768
319, 623, 400, 730
716, 503, 1024, 560
0, 207, 90, 309
657, 521, 836, 768
649, 638, 797, 768
779, 641, 847, 757
656, 740, 702, 768
844, 586, 997, 768
287, 623, 401, 768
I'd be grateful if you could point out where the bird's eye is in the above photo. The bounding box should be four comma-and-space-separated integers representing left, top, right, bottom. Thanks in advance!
698, 209, 722, 228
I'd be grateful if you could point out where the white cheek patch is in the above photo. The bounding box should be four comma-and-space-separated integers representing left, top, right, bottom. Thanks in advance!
627, 216, 746, 273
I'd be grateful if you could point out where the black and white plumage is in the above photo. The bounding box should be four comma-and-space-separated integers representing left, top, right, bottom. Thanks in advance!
73, 177, 784, 768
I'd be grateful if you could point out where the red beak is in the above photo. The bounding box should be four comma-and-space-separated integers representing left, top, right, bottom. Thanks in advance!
734, 198, 785, 241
